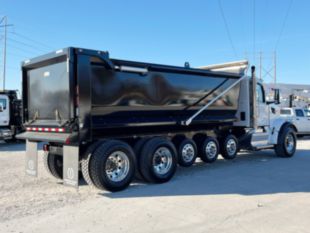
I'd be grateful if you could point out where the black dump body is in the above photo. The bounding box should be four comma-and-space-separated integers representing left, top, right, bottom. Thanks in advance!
19, 47, 242, 143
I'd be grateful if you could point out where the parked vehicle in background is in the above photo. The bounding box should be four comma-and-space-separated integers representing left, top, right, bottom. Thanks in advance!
304, 109, 310, 117
17, 47, 297, 192
280, 107, 310, 136
0, 90, 22, 142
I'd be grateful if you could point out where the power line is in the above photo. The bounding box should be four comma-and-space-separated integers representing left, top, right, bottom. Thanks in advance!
274, 0, 293, 50
7, 51, 28, 59
8, 31, 54, 50
218, 0, 238, 58
7, 37, 47, 53
6, 41, 41, 56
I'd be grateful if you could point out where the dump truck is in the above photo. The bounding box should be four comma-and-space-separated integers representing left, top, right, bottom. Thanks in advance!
17, 47, 297, 191
0, 90, 22, 141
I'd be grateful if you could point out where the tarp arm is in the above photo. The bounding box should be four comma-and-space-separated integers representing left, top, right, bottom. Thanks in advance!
181, 67, 249, 126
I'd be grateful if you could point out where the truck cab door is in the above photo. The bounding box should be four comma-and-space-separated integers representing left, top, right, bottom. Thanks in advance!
295, 109, 309, 133
256, 83, 269, 126
0, 95, 10, 127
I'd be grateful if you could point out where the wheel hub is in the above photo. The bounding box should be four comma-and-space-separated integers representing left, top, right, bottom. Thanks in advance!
205, 141, 217, 159
285, 133, 295, 153
153, 147, 173, 175
181, 144, 195, 162
105, 151, 130, 182
226, 139, 237, 156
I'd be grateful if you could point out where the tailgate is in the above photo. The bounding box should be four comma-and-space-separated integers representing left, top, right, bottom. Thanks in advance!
21, 48, 75, 126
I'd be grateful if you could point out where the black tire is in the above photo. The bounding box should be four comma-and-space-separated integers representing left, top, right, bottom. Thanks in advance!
171, 135, 186, 147
193, 133, 207, 149
4, 137, 16, 143
89, 140, 136, 192
177, 138, 197, 167
220, 134, 238, 160
81, 141, 106, 186
133, 137, 150, 180
200, 137, 219, 163
43, 152, 63, 179
275, 126, 297, 158
139, 137, 177, 183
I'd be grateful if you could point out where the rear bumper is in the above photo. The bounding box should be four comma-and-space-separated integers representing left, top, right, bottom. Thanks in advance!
16, 131, 71, 143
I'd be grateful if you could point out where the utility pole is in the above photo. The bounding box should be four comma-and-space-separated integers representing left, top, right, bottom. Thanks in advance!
0, 16, 13, 91
274, 51, 277, 86
259, 51, 262, 80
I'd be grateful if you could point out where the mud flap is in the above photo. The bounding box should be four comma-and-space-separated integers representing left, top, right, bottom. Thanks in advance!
25, 140, 38, 176
63, 145, 79, 188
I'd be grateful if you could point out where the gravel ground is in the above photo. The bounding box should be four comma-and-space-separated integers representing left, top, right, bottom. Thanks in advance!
0, 139, 310, 233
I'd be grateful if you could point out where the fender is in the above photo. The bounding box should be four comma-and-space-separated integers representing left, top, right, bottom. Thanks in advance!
268, 117, 297, 144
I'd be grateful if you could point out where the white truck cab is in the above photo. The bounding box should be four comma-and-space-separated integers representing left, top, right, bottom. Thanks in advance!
0, 91, 22, 141
0, 95, 10, 127
203, 63, 298, 155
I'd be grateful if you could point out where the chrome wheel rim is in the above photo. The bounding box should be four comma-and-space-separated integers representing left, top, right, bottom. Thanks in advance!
285, 133, 295, 153
105, 151, 130, 182
226, 139, 237, 156
205, 141, 218, 159
181, 143, 195, 162
153, 147, 173, 175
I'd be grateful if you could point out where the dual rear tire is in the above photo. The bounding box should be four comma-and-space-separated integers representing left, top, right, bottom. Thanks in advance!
43, 152, 63, 179
89, 140, 136, 192
81, 137, 178, 191
138, 137, 177, 183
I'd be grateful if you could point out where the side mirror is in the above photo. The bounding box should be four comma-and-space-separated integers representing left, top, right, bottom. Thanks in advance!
0, 106, 3, 112
273, 88, 280, 105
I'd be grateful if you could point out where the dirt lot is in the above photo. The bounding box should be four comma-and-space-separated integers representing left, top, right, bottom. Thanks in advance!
0, 139, 310, 233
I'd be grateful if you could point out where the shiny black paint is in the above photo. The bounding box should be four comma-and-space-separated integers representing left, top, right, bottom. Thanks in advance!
21, 48, 76, 125
89, 66, 240, 134
27, 61, 69, 121
21, 47, 242, 143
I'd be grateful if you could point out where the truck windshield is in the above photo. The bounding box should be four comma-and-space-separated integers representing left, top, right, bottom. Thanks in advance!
27, 61, 70, 124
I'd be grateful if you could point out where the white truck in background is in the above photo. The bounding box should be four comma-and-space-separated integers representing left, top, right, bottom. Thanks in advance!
0, 90, 22, 142
280, 107, 310, 137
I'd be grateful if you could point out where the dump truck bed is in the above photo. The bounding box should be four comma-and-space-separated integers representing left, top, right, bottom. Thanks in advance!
20, 47, 244, 142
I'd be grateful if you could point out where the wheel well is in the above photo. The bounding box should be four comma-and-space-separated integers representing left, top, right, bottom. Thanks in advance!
281, 122, 297, 133
290, 124, 298, 133
278, 123, 297, 141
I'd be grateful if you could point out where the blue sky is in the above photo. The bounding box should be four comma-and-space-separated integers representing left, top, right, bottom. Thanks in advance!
0, 0, 309, 90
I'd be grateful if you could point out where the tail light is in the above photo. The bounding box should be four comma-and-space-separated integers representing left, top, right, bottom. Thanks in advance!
26, 127, 65, 132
